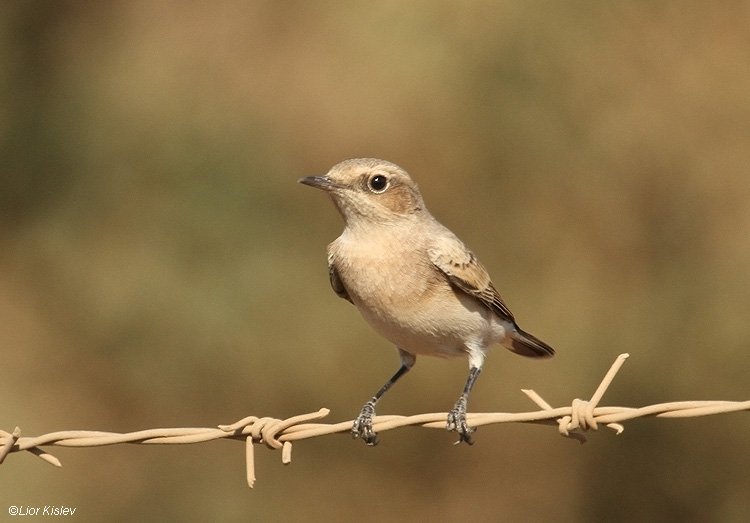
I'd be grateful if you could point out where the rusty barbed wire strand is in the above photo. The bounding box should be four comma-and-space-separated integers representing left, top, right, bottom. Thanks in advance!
2, 353, 749, 487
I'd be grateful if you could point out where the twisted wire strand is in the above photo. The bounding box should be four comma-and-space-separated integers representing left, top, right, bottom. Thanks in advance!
2, 354, 749, 487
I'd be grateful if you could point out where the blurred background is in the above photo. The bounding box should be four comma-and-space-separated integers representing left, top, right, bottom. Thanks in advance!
2, 1, 750, 521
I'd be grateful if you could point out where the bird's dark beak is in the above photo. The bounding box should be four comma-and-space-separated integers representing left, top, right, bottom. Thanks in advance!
298, 175, 339, 191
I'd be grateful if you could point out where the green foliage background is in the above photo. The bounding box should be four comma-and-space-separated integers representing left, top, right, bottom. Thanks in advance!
2, 2, 750, 521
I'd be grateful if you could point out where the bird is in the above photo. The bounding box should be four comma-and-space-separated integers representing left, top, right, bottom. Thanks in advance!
299, 158, 554, 445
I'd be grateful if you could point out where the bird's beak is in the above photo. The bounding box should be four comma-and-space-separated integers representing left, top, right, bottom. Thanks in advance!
298, 175, 340, 191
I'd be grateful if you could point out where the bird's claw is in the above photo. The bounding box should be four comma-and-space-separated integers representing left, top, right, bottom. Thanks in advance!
447, 397, 475, 445
352, 401, 378, 446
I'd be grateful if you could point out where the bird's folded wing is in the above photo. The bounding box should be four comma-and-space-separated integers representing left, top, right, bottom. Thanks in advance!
327, 253, 354, 303
427, 236, 516, 323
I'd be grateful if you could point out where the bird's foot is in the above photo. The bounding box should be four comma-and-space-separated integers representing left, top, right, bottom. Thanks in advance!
352, 401, 378, 446
447, 397, 475, 445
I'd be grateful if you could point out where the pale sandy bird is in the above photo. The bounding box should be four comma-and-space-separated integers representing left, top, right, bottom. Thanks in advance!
299, 158, 554, 445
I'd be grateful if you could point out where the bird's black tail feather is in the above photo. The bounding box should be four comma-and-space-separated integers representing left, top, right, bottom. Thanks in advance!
505, 327, 555, 358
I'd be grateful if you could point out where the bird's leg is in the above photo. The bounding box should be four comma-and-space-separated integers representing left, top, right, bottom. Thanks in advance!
352, 354, 413, 446
352, 364, 410, 446
447, 366, 482, 445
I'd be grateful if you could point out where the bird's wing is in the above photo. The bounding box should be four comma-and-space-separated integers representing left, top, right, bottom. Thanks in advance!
327, 253, 354, 304
428, 235, 515, 323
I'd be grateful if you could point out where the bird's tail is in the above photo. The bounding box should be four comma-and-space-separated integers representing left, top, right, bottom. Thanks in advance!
504, 327, 555, 358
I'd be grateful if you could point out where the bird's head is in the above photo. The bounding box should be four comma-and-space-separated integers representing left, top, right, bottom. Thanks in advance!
299, 158, 426, 226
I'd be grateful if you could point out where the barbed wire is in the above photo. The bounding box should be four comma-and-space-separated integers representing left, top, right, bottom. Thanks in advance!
2, 353, 749, 487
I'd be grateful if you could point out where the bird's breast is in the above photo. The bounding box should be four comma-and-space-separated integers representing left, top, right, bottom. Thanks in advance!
331, 232, 436, 313
329, 231, 502, 356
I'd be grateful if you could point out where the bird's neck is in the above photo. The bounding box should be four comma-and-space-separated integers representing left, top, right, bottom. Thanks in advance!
342, 212, 423, 237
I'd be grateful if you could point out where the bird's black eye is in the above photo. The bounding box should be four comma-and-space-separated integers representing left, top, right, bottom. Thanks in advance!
368, 174, 388, 193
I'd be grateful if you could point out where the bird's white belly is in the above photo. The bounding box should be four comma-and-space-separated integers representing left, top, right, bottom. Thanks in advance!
358, 297, 490, 358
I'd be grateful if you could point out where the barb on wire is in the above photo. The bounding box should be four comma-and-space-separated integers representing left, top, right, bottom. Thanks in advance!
2, 353, 749, 488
